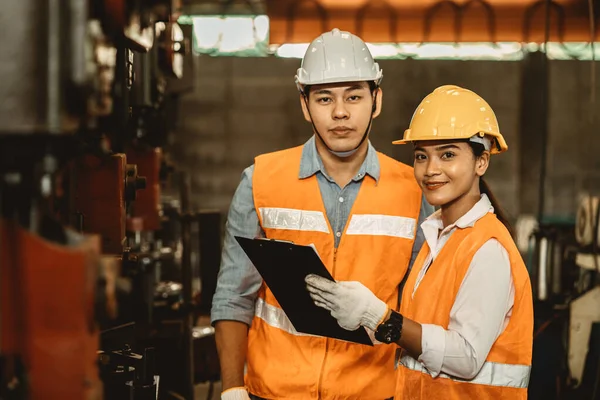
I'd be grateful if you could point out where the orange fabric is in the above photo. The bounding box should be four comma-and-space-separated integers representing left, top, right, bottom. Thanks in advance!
396, 213, 533, 399
246, 145, 422, 400
266, 0, 592, 44
0, 219, 103, 399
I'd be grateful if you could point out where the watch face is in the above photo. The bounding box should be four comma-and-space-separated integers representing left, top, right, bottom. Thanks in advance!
376, 323, 401, 344
385, 325, 401, 343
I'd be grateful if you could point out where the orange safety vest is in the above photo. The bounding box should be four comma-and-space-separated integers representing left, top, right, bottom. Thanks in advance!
247, 145, 422, 400
396, 213, 533, 399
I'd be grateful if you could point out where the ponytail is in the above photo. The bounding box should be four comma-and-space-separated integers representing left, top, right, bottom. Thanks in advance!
479, 178, 513, 235
468, 141, 513, 235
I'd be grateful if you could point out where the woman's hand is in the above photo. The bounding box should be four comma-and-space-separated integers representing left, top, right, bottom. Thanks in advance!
305, 274, 388, 331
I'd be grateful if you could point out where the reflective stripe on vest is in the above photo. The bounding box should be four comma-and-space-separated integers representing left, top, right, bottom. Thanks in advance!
346, 214, 416, 239
399, 354, 531, 389
258, 207, 329, 234
255, 298, 387, 345
258, 207, 417, 239
255, 298, 314, 337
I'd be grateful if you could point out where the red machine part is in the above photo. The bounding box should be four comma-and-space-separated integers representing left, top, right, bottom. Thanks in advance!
1, 219, 103, 399
125, 147, 162, 232
73, 154, 126, 255
103, 0, 126, 36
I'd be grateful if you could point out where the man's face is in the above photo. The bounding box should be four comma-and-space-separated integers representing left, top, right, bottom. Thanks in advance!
300, 81, 382, 154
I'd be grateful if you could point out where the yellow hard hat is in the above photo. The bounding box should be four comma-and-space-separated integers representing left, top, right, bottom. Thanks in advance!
393, 85, 508, 154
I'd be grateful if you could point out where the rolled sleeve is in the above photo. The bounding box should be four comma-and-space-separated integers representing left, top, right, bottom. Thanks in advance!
210, 165, 264, 326
418, 324, 447, 377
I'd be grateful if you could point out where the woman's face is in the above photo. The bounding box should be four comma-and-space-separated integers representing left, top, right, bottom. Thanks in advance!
413, 140, 489, 207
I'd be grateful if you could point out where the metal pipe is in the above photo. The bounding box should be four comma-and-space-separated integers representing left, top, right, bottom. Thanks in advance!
69, 0, 87, 86
587, 0, 596, 111
551, 237, 562, 295
422, 1, 461, 43
47, 0, 61, 133
538, 236, 549, 300
285, 0, 329, 43
536, 0, 551, 223
355, 0, 398, 43
459, 0, 497, 43
0, 180, 3, 353
179, 172, 194, 400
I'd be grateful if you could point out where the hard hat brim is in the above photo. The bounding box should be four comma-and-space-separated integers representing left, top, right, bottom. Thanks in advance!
392, 134, 508, 154
295, 73, 383, 87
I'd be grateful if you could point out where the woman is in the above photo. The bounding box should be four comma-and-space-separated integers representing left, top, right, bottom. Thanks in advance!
305, 85, 533, 399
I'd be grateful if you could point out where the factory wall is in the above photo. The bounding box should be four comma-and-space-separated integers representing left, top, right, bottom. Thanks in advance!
169, 55, 600, 223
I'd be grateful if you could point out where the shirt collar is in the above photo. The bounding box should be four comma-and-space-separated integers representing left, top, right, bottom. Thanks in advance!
421, 193, 494, 234
298, 135, 380, 182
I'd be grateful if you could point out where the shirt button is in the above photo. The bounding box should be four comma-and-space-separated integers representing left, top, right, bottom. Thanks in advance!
336, 232, 341, 238
338, 197, 344, 203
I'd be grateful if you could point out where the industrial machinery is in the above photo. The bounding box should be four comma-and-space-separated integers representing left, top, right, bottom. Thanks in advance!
522, 193, 600, 399
0, 1, 220, 399
567, 195, 600, 399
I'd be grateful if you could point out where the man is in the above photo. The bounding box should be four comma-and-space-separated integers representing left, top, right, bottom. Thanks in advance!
211, 28, 432, 400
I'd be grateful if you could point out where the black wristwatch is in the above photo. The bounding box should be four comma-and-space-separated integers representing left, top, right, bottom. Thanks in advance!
375, 310, 404, 344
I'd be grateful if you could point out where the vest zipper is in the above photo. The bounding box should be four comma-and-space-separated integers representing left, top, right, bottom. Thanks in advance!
332, 247, 338, 274
317, 248, 338, 399
317, 338, 330, 399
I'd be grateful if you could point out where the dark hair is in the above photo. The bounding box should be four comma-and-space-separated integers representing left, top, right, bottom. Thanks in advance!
468, 141, 513, 235
303, 81, 378, 99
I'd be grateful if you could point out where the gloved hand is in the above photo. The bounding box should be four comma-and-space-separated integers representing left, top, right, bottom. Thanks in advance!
221, 387, 251, 400
305, 274, 388, 331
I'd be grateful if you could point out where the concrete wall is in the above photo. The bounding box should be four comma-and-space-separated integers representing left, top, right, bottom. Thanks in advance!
169, 55, 600, 221
546, 61, 600, 217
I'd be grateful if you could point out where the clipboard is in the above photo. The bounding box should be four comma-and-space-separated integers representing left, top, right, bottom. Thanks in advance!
235, 236, 373, 346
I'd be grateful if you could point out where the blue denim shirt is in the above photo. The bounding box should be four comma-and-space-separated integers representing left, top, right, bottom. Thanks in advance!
211, 136, 433, 325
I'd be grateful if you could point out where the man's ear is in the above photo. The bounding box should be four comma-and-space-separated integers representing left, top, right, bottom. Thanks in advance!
372, 88, 383, 118
300, 94, 312, 122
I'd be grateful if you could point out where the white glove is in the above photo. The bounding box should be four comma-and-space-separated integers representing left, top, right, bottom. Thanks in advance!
221, 387, 251, 400
305, 274, 388, 331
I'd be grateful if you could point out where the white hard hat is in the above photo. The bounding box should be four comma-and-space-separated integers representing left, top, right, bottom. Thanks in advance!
295, 28, 383, 92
